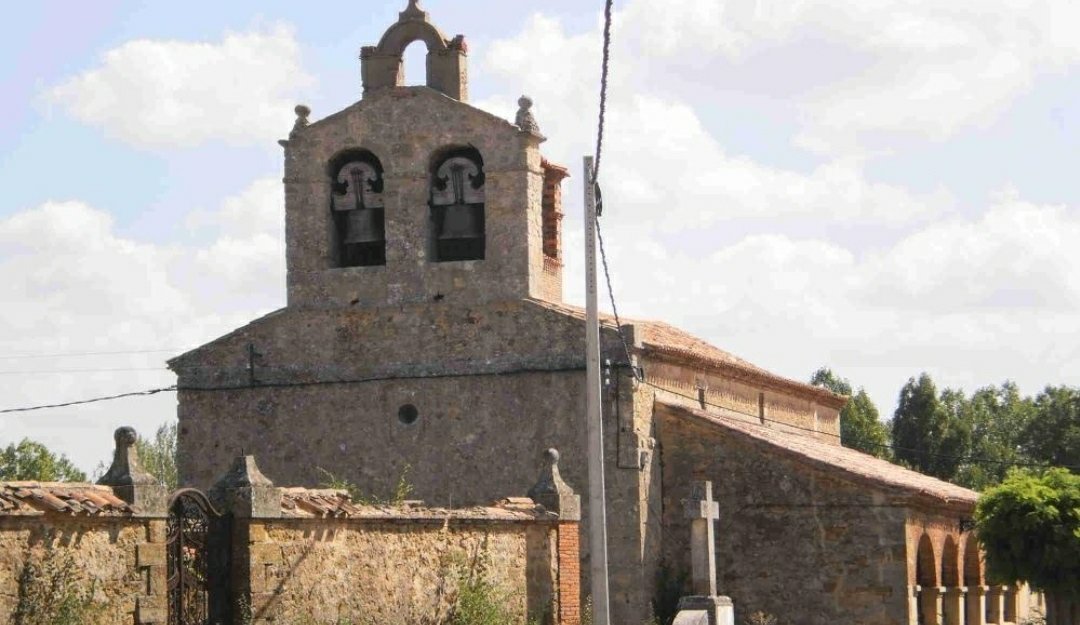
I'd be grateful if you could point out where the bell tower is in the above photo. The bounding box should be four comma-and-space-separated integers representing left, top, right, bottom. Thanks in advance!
278, 0, 567, 310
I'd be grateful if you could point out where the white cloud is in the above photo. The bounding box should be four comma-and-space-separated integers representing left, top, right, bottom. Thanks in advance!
478, 15, 950, 227
45, 25, 313, 149
0, 180, 285, 471
486, 1, 1080, 158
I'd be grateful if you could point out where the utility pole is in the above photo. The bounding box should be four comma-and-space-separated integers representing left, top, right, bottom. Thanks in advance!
582, 155, 611, 625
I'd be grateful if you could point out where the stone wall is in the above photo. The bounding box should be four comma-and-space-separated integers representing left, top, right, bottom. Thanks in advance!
656, 405, 911, 625
238, 515, 569, 625
0, 513, 167, 624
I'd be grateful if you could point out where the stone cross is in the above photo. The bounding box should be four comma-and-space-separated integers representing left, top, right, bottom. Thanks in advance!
683, 480, 720, 597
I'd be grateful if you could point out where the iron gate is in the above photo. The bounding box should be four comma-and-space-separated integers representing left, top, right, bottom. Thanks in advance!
166, 489, 231, 625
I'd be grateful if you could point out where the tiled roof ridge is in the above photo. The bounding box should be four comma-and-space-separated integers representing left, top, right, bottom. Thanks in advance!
527, 299, 846, 408
0, 482, 135, 516
657, 400, 978, 509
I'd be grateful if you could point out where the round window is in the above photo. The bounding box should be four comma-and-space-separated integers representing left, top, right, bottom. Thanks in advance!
398, 404, 419, 425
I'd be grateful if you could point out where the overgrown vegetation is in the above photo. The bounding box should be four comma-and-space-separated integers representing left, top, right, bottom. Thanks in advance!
317, 464, 414, 506
743, 612, 778, 625
14, 545, 106, 625
975, 468, 1080, 597
650, 562, 688, 625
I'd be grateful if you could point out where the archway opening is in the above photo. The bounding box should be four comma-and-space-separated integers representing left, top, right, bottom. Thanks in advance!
942, 536, 959, 587
402, 41, 428, 86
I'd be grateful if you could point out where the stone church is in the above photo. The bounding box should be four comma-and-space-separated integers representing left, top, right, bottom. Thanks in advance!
170, 3, 1040, 624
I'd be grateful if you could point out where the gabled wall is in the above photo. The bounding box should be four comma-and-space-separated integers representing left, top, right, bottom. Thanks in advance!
655, 405, 910, 625
282, 87, 550, 309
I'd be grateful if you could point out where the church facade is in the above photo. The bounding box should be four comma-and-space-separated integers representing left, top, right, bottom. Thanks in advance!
170, 4, 1040, 624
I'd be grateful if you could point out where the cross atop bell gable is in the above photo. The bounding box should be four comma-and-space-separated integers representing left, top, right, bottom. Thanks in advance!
361, 0, 469, 101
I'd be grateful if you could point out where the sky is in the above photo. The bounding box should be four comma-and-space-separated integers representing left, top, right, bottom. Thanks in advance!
2, 0, 1079, 473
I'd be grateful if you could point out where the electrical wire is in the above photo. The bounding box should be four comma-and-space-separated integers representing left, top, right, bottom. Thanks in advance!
0, 386, 177, 414
0, 348, 189, 360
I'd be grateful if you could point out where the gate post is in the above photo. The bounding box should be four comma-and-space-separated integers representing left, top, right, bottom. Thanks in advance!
209, 455, 280, 624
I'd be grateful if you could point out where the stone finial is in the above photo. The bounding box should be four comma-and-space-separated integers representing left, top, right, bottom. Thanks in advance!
516, 95, 543, 136
98, 426, 167, 516
528, 448, 580, 520
209, 455, 280, 519
400, 0, 428, 21
290, 104, 310, 137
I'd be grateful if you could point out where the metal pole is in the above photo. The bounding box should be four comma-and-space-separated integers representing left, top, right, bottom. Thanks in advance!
583, 155, 611, 625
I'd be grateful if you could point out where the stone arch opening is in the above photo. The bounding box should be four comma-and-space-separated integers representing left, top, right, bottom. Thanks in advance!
963, 534, 982, 587
917, 533, 937, 587
360, 2, 468, 100
941, 536, 959, 587
328, 148, 386, 268
402, 40, 428, 86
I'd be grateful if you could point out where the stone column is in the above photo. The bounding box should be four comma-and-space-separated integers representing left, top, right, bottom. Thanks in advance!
986, 586, 1004, 624
943, 587, 965, 625
920, 586, 944, 625
528, 449, 582, 625
966, 586, 987, 625
209, 455, 281, 624
97, 426, 167, 516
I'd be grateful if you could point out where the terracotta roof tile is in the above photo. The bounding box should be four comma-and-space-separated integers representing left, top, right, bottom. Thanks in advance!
658, 400, 978, 508
0, 482, 136, 516
529, 299, 845, 407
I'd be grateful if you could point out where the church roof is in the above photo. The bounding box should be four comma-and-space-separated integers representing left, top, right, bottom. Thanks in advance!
657, 400, 978, 509
530, 299, 846, 408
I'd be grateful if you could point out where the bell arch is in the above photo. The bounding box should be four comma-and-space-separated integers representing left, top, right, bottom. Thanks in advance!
429, 145, 485, 262
360, 1, 468, 100
329, 149, 386, 268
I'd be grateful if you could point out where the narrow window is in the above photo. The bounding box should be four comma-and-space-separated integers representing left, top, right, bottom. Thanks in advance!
430, 147, 485, 262
331, 151, 386, 267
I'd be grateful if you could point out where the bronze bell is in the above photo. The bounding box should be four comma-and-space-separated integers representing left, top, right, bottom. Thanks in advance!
439, 204, 481, 240
343, 208, 384, 244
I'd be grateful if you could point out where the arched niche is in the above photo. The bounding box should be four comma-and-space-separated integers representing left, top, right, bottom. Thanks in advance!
328, 149, 386, 268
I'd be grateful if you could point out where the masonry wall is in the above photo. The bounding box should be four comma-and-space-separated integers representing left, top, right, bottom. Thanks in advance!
656, 407, 911, 625
0, 515, 167, 624
238, 517, 571, 625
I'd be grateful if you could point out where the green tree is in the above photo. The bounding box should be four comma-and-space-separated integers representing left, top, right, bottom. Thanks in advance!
975, 468, 1080, 601
137, 421, 178, 490
1024, 386, 1080, 470
810, 367, 891, 459
890, 373, 969, 480
0, 439, 86, 482
954, 382, 1035, 490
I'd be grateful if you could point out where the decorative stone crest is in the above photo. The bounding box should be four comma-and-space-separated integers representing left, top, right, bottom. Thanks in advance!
528, 448, 580, 520
98, 426, 167, 516
516, 95, 543, 137
209, 455, 280, 519
291, 104, 311, 137
400, 0, 427, 21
